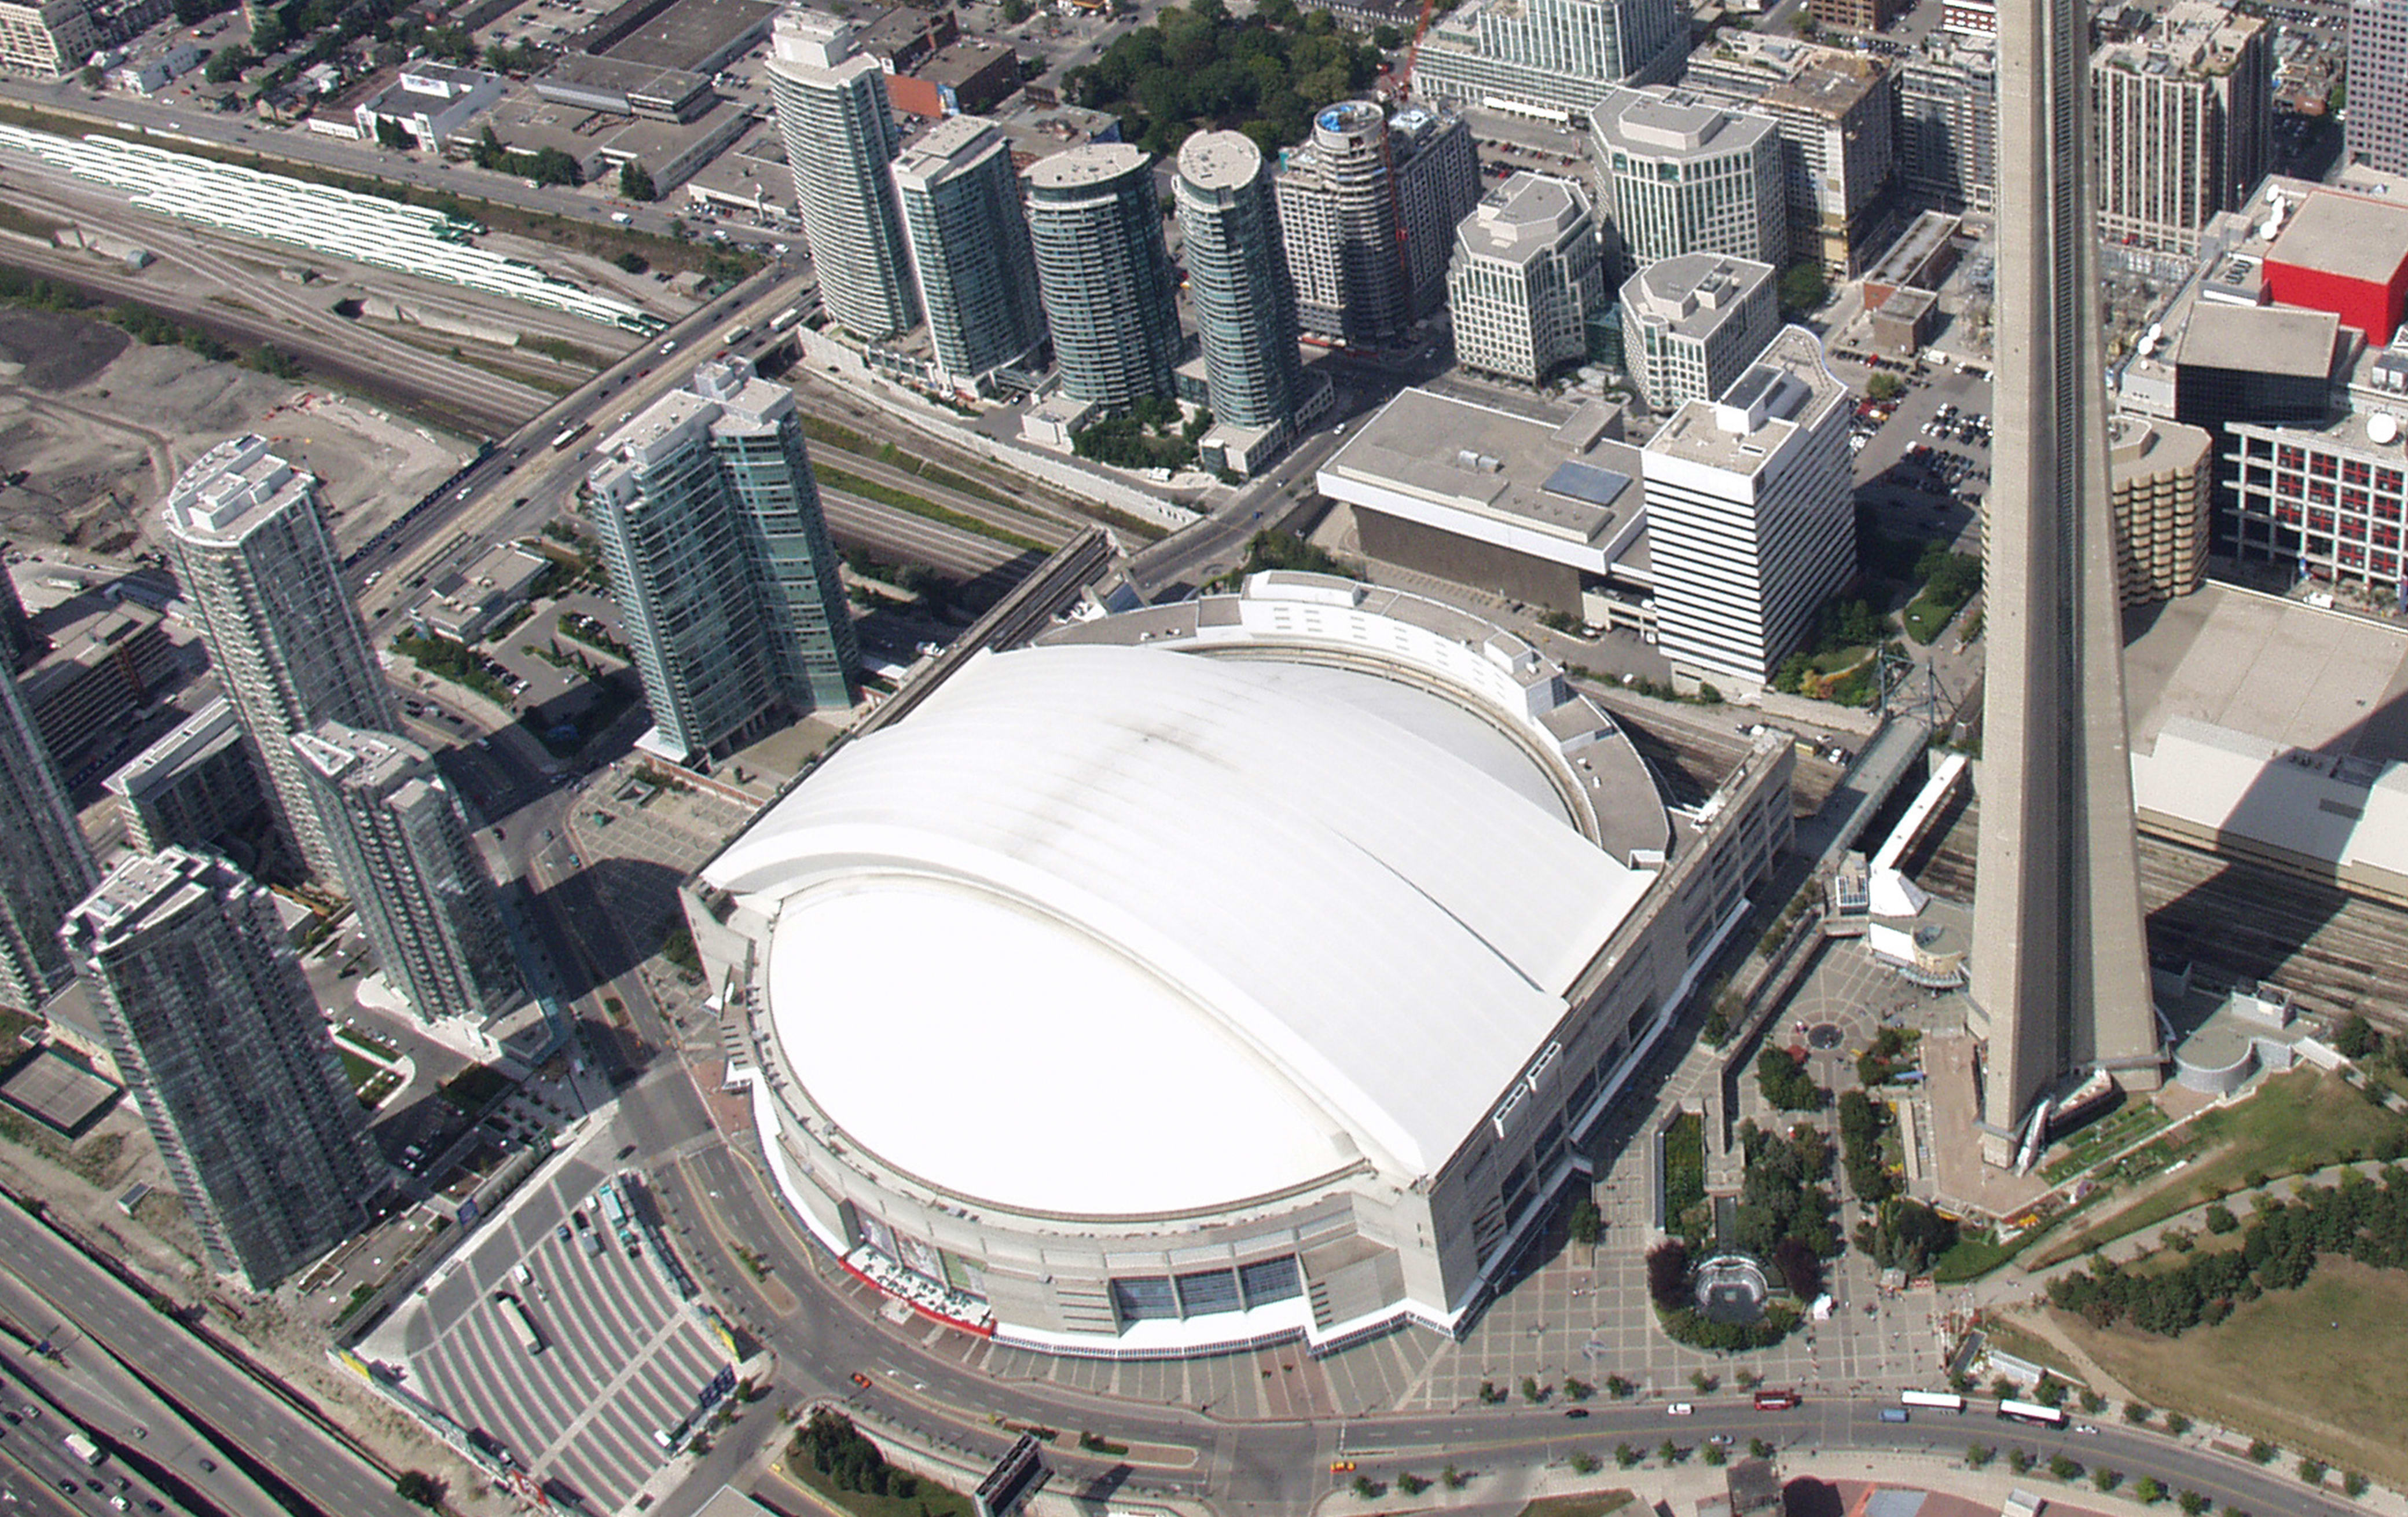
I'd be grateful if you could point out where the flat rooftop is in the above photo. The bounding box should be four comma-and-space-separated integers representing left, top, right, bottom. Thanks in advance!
596, 0, 776, 70
0, 1047, 118, 1138
2176, 301, 2338, 377
2266, 188, 2408, 288
1320, 389, 1643, 547
1623, 253, 1774, 338
1456, 173, 1588, 266
1643, 326, 1847, 475
1592, 87, 1774, 159
2123, 580, 2408, 764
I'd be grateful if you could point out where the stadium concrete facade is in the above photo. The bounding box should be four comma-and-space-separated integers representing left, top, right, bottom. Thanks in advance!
684, 574, 1795, 1358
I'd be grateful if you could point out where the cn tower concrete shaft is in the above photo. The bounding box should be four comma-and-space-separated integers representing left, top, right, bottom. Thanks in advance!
1967, 0, 2163, 1160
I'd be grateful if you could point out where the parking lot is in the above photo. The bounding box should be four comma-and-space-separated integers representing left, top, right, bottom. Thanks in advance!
365, 1137, 733, 1514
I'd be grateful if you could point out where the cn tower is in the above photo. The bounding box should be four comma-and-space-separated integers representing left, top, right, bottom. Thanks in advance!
1967, 0, 2164, 1164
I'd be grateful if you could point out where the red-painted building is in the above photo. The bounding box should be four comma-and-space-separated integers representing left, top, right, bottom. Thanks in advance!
2262, 189, 2408, 346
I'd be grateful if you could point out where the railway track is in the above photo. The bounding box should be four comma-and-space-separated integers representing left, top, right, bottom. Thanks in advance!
1916, 795, 2408, 1021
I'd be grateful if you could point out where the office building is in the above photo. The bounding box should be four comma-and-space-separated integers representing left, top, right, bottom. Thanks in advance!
1899, 33, 1999, 212
0, 668, 95, 1013
1445, 173, 1606, 385
160, 435, 395, 882
1971, 0, 2165, 1166
1275, 102, 1480, 347
2091, 0, 2271, 254
105, 696, 270, 858
1409, 0, 1686, 120
0, 0, 97, 78
768, 10, 920, 341
1620, 254, 1781, 412
588, 358, 858, 765
295, 722, 523, 1027
1590, 87, 1787, 277
1811, 0, 1901, 31
891, 115, 1047, 395
62, 848, 377, 1289
1683, 36, 1897, 276
2261, 185, 2408, 345
2108, 415, 2214, 605
2345, 0, 2408, 176
1025, 144, 1183, 411
1640, 327, 1856, 688
1315, 389, 1653, 623
1175, 131, 1307, 471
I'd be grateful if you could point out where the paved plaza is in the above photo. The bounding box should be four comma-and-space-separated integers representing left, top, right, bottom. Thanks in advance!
364, 1135, 734, 1514
937, 939, 1967, 1420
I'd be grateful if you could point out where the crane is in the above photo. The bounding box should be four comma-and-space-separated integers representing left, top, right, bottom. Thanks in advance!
1392, 0, 1442, 104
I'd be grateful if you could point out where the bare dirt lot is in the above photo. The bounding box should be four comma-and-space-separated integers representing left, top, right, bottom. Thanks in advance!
0, 309, 471, 555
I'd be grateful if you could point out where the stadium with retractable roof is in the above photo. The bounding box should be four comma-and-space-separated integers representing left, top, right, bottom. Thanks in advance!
682, 571, 1796, 1358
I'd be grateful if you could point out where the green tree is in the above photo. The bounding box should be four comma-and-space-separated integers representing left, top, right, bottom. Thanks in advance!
394, 1472, 445, 1508
373, 115, 416, 151
1562, 1376, 1595, 1402
2298, 1457, 2328, 1485
1779, 260, 1828, 315
2248, 1439, 2278, 1464
2047, 1454, 2082, 1481
1372, 21, 1403, 47
1658, 1439, 1683, 1465
1396, 1473, 1430, 1495
2164, 1412, 2192, 1437
78, 63, 102, 87
2178, 1494, 2209, 1516
1350, 1474, 1376, 1500
2079, 1388, 2106, 1413
1439, 1463, 1464, 1489
1965, 1445, 1995, 1470
2334, 1014, 2380, 1059
1001, 0, 1034, 17
1702, 1443, 1728, 1467
1866, 371, 1905, 402
619, 158, 658, 202
2203, 1203, 2239, 1235
2134, 1475, 2165, 1504
1615, 1444, 1640, 1469
2124, 1402, 2153, 1426
2345, 1472, 2369, 1498
2094, 1468, 2124, 1492
1521, 1376, 1548, 1404
2006, 1449, 2033, 1475
203, 46, 254, 82
1569, 1452, 1599, 1475
1749, 1438, 1775, 1459
1606, 1375, 1636, 1399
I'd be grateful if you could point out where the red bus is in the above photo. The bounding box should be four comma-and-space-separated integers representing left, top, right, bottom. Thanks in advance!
1753, 1390, 1801, 1411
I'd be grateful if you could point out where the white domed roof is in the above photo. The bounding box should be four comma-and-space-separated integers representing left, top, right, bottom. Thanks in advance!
707, 642, 1655, 1218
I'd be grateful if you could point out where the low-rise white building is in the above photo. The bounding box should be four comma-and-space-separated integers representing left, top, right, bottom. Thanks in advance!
354, 63, 502, 146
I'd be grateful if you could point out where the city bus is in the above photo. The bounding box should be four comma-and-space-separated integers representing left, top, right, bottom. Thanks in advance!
1752, 1389, 1800, 1411
550, 420, 591, 451
1902, 1391, 1967, 1413
1996, 1399, 2066, 1428
768, 306, 805, 334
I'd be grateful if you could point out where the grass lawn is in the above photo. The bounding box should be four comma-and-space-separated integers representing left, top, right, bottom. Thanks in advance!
785, 1461, 974, 1517
1902, 590, 1959, 643
1516, 1492, 1637, 1517
339, 1049, 381, 1091
2052, 1259, 2408, 1488
1933, 1229, 2023, 1283
2032, 1069, 2408, 1266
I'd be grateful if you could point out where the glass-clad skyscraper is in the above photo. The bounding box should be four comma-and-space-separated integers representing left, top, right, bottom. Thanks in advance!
893, 114, 1047, 393
587, 357, 860, 765
1025, 144, 1183, 411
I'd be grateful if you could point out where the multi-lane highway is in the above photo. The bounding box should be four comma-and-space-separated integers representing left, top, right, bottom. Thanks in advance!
0, 1206, 416, 1517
